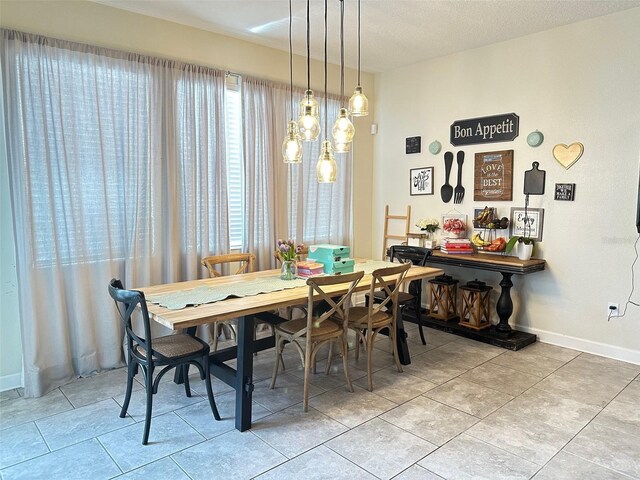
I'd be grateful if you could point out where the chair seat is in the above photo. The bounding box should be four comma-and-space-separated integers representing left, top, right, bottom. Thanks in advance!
368, 291, 414, 305
136, 333, 206, 360
276, 317, 342, 338
348, 306, 392, 328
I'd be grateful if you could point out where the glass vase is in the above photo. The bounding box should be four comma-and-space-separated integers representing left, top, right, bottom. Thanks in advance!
280, 260, 296, 280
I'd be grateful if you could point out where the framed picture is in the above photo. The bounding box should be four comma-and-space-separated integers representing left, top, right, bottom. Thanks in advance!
410, 167, 434, 195
474, 149, 514, 201
554, 183, 576, 201
442, 213, 468, 238
510, 207, 544, 241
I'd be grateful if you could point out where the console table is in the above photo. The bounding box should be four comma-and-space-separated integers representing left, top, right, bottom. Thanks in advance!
423, 250, 546, 350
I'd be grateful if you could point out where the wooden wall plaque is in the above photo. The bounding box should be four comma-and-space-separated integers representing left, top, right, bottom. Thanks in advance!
474, 150, 514, 201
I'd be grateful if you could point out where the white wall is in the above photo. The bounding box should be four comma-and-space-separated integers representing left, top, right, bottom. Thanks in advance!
0, 0, 375, 389
373, 8, 640, 363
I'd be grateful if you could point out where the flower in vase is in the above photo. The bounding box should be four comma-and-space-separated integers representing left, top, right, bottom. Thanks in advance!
276, 239, 305, 262
416, 218, 440, 234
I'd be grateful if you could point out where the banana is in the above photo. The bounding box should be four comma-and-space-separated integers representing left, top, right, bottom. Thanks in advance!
472, 233, 492, 247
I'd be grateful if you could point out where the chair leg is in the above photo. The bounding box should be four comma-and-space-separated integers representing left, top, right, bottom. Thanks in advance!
325, 341, 334, 375
303, 344, 312, 412
390, 321, 404, 373
120, 359, 136, 418
270, 334, 283, 390
416, 298, 426, 345
183, 365, 191, 397
212, 322, 220, 352
203, 355, 221, 421
342, 336, 354, 392
366, 333, 374, 392
142, 367, 154, 445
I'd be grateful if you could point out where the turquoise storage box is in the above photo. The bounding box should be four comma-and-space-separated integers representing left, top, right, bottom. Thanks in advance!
308, 244, 351, 263
321, 258, 355, 275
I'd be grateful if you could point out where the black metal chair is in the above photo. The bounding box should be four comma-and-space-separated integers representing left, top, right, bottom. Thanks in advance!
108, 279, 220, 445
367, 245, 432, 345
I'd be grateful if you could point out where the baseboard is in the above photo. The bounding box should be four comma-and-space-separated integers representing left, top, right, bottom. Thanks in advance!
515, 324, 640, 366
0, 372, 23, 392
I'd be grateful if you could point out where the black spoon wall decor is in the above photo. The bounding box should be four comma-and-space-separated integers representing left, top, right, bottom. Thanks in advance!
441, 151, 454, 203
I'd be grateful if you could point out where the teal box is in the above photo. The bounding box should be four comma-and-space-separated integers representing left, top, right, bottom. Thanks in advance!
321, 258, 355, 274
308, 244, 351, 263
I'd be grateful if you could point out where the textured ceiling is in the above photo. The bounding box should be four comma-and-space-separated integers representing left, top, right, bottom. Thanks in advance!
93, 0, 640, 72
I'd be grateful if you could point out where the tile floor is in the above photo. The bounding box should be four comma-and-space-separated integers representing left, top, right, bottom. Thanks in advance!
1, 324, 639, 479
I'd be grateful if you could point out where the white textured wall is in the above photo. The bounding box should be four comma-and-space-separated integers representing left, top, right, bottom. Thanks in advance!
373, 8, 640, 363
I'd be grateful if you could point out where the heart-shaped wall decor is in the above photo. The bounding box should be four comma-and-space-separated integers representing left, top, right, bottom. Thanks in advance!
553, 142, 584, 170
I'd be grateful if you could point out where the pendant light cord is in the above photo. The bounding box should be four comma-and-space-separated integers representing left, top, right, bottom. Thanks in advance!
306, 0, 311, 97
324, 0, 328, 135
357, 0, 361, 85
289, 0, 294, 119
340, 0, 345, 100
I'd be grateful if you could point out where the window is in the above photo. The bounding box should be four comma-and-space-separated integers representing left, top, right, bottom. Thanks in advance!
225, 74, 245, 250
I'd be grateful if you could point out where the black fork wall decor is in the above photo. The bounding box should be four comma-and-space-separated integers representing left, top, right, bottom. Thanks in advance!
454, 150, 465, 204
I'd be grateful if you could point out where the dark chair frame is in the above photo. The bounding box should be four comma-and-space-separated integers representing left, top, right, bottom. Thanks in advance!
368, 245, 433, 345
108, 279, 220, 445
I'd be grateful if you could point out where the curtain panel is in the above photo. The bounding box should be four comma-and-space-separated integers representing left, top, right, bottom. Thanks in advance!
1, 29, 228, 396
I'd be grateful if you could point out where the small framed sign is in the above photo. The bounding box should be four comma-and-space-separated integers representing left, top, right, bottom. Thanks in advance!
474, 150, 514, 201
554, 183, 575, 201
510, 207, 544, 241
406, 136, 421, 154
410, 167, 434, 195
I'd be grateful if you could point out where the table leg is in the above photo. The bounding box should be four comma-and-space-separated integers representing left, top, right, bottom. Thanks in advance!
174, 326, 197, 384
495, 272, 514, 334
235, 315, 255, 431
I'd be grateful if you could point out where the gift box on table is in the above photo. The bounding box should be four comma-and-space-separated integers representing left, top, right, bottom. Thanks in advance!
296, 261, 325, 278
307, 244, 350, 263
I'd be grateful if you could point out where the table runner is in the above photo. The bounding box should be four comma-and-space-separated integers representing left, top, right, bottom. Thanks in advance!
146, 260, 395, 310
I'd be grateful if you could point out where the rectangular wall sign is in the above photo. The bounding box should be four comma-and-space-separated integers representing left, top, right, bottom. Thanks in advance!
450, 113, 519, 146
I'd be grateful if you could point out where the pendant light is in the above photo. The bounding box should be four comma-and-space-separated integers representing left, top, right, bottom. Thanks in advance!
332, 0, 355, 153
349, 0, 369, 116
317, 0, 337, 183
282, 0, 303, 163
297, 0, 320, 142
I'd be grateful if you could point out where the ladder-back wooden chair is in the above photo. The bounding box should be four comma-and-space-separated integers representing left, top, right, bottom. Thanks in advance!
270, 271, 364, 411
348, 262, 411, 391
108, 279, 220, 445
201, 253, 256, 351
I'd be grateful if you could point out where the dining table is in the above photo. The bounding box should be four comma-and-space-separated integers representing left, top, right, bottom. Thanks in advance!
138, 260, 443, 431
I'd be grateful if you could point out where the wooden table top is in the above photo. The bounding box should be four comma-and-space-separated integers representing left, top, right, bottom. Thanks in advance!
139, 263, 443, 330
427, 250, 546, 275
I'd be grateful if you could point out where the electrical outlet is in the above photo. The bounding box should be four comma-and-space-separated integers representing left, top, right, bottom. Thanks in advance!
607, 303, 620, 317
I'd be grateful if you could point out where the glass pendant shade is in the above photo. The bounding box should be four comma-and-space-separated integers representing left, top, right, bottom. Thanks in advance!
332, 107, 355, 145
298, 105, 321, 141
282, 120, 303, 163
333, 140, 351, 154
349, 85, 369, 116
299, 89, 319, 118
316, 140, 337, 183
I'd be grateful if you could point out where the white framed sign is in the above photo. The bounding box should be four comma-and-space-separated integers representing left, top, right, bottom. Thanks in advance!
410, 167, 434, 196
510, 207, 544, 241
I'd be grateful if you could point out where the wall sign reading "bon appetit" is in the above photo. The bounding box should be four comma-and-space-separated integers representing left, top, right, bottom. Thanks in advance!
450, 113, 519, 146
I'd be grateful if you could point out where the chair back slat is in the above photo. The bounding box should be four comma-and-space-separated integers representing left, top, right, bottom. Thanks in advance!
289, 271, 364, 341
108, 278, 154, 358
201, 253, 256, 278
389, 245, 432, 266
364, 262, 411, 327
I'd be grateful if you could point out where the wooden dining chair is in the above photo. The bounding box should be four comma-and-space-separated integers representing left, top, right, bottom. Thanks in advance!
201, 252, 256, 351
348, 262, 411, 391
108, 279, 220, 445
366, 245, 432, 345
270, 270, 364, 411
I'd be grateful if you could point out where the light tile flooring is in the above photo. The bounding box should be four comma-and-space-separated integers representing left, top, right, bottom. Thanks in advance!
1, 324, 639, 479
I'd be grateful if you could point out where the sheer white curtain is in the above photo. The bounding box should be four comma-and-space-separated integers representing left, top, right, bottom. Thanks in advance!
241, 77, 352, 263
1, 30, 228, 396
